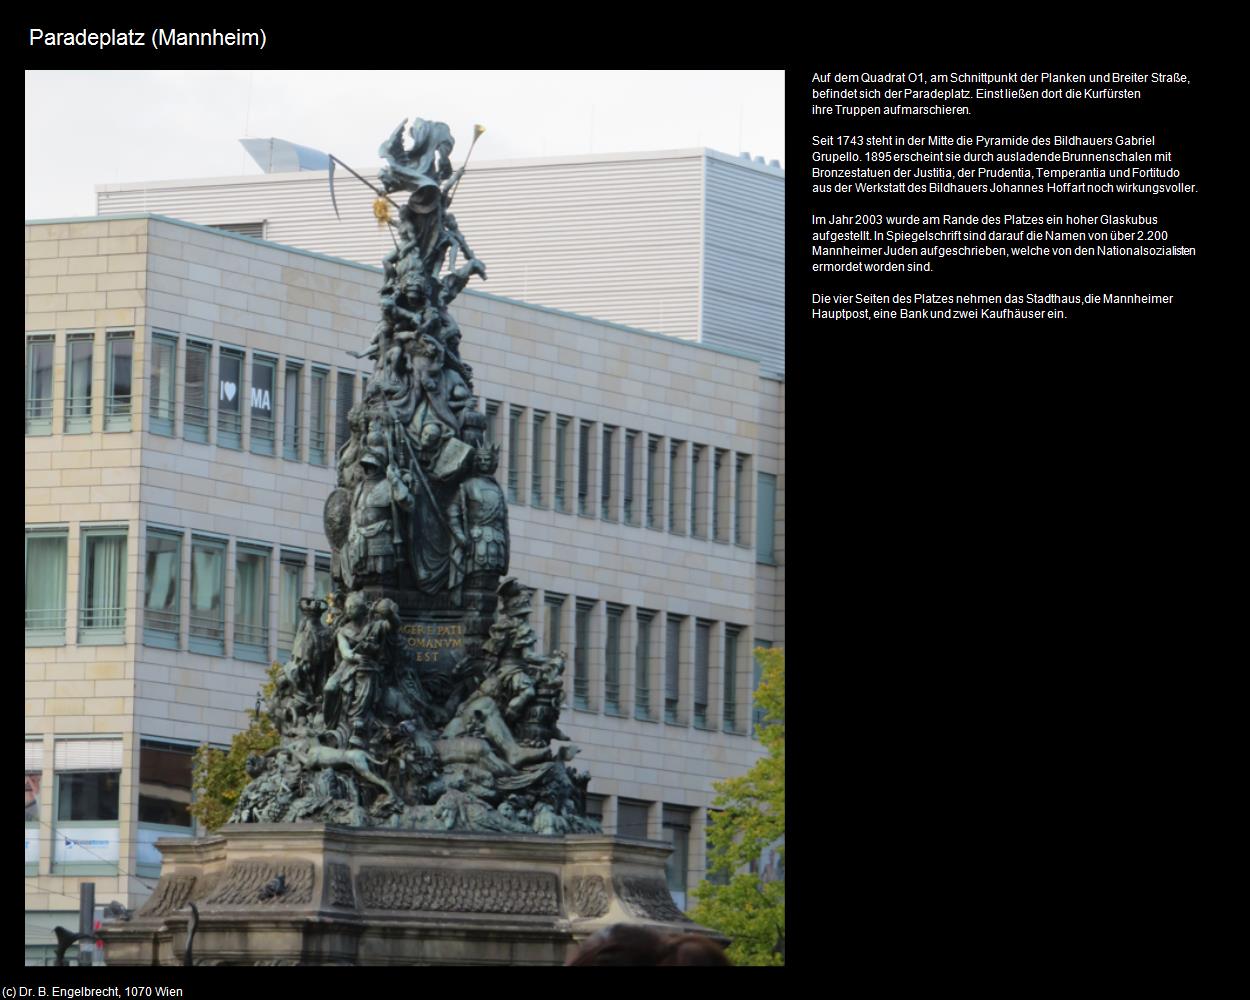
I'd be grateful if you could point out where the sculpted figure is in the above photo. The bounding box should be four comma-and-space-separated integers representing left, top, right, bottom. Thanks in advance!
448, 445, 510, 603
342, 449, 415, 590
323, 592, 383, 749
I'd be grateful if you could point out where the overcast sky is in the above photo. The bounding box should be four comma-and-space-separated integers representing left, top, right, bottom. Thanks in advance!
25, 70, 785, 219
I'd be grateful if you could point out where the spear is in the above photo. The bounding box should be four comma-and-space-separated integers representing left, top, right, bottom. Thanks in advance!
445, 125, 485, 207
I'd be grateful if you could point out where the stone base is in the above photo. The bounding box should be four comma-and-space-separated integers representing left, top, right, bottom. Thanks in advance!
100, 823, 722, 966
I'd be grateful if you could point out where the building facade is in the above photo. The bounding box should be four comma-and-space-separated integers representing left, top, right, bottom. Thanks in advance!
24, 215, 784, 962
96, 148, 786, 377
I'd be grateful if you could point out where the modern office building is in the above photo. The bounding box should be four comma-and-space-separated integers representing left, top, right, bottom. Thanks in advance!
24, 214, 784, 963
96, 147, 786, 377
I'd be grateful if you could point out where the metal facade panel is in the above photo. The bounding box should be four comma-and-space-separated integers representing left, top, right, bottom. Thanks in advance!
701, 157, 785, 376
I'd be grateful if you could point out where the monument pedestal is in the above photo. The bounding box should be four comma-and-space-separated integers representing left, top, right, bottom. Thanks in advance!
101, 823, 721, 966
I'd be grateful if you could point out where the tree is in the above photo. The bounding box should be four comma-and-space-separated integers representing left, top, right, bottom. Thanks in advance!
189, 662, 282, 831
689, 647, 785, 966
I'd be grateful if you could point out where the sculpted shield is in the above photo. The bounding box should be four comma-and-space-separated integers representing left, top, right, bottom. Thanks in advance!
323, 487, 352, 550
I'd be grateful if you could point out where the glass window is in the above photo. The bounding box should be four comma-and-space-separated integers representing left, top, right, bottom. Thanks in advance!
189, 536, 226, 655
706, 811, 729, 885
694, 620, 711, 728
574, 600, 593, 710
65, 334, 93, 434
647, 436, 661, 528
80, 529, 127, 643
335, 371, 354, 454
624, 431, 638, 525
314, 553, 333, 602
25, 529, 67, 645
668, 441, 682, 533
278, 553, 305, 661
183, 340, 211, 443
26, 770, 41, 824
690, 444, 704, 537
578, 422, 592, 516
250, 356, 276, 456
757, 472, 777, 563
234, 545, 270, 661
507, 406, 522, 503
531, 411, 546, 506
617, 800, 650, 840
57, 772, 119, 822
601, 426, 615, 521
753, 640, 772, 730
665, 615, 682, 724
309, 368, 328, 465
544, 594, 564, 656
724, 627, 741, 733
662, 806, 691, 907
138, 739, 193, 828
218, 349, 243, 449
25, 337, 54, 435
584, 794, 605, 827
605, 605, 623, 715
149, 334, 176, 436
104, 332, 133, 431
283, 363, 302, 461
734, 455, 748, 545
713, 449, 729, 542
143, 530, 181, 648
554, 416, 570, 512
485, 400, 501, 448
634, 611, 653, 720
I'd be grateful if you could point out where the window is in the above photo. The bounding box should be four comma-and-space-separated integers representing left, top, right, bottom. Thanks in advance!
25, 528, 67, 646
624, 431, 638, 525
218, 348, 243, 449
635, 611, 654, 720
335, 371, 355, 455
250, 355, 276, 456
662, 806, 692, 909
80, 528, 127, 644
690, 444, 705, 537
25, 336, 54, 435
143, 529, 181, 648
694, 620, 711, 728
138, 740, 193, 829
104, 332, 133, 431
757, 472, 777, 563
601, 425, 616, 521
734, 455, 749, 545
53, 739, 121, 873
485, 400, 501, 448
314, 553, 333, 601
531, 411, 546, 506
189, 536, 226, 655
183, 340, 211, 443
234, 545, 270, 661
555, 416, 570, 512
25, 742, 43, 824
713, 449, 730, 542
668, 441, 683, 533
724, 626, 741, 733
278, 552, 305, 661
309, 368, 328, 465
149, 334, 177, 436
283, 363, 302, 461
647, 435, 662, 528
578, 421, 592, 516
544, 593, 565, 656
584, 794, 605, 827
753, 640, 772, 730
574, 599, 593, 710
617, 800, 650, 840
665, 615, 683, 724
65, 334, 93, 434
507, 406, 522, 503
605, 605, 623, 715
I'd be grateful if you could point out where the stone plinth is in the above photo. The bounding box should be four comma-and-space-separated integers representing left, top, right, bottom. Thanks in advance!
101, 823, 720, 966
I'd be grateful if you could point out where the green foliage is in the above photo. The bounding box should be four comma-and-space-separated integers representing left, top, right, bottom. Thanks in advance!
689, 647, 785, 966
189, 662, 282, 831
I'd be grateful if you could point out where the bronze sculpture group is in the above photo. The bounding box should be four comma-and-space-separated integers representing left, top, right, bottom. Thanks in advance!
232, 119, 598, 836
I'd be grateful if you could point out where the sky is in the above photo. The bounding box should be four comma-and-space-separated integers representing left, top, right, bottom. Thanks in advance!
25, 70, 785, 219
